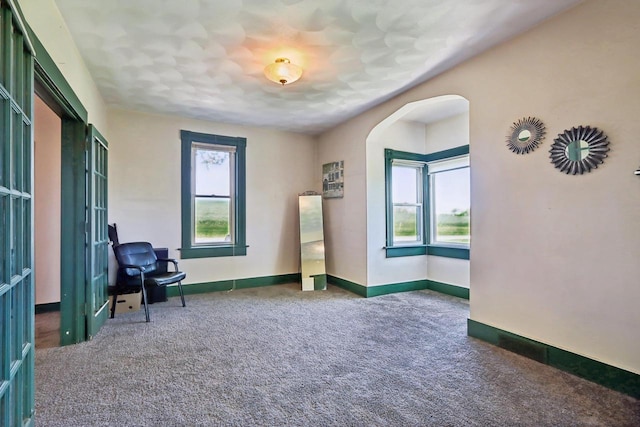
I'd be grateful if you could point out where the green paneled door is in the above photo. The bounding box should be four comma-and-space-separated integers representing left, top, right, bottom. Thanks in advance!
0, 1, 35, 425
86, 125, 109, 338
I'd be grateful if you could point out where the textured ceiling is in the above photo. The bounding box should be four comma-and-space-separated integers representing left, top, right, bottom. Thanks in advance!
54, 0, 581, 135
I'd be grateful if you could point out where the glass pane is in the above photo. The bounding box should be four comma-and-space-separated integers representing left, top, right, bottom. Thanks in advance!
194, 197, 230, 243
0, 98, 5, 187
392, 166, 418, 204
11, 199, 17, 276
193, 146, 232, 244
0, 292, 5, 378
0, 197, 5, 282
6, 14, 14, 97
194, 148, 230, 196
22, 350, 34, 423
12, 32, 23, 109
8, 381, 14, 427
0, 9, 4, 87
393, 205, 421, 244
0, 394, 6, 427
22, 199, 29, 270
22, 122, 30, 191
10, 367, 22, 426
11, 285, 20, 362
22, 276, 31, 350
23, 53, 32, 119
12, 111, 22, 191
432, 167, 470, 245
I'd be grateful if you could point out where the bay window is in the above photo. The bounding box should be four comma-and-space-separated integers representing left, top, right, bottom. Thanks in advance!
385, 146, 469, 259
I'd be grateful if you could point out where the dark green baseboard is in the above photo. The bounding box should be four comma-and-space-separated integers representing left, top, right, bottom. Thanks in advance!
167, 273, 301, 297
327, 275, 367, 297
468, 319, 640, 399
426, 280, 469, 299
168, 273, 468, 300
35, 302, 60, 314
327, 275, 469, 300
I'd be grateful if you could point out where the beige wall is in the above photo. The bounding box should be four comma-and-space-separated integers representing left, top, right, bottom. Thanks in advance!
107, 109, 317, 285
317, 117, 369, 285
318, 0, 640, 373
367, 119, 428, 286
426, 113, 469, 154
18, 0, 109, 134
34, 96, 61, 305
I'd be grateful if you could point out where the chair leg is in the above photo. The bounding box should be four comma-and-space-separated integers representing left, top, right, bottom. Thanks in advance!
177, 281, 186, 307
140, 283, 151, 322
110, 290, 118, 319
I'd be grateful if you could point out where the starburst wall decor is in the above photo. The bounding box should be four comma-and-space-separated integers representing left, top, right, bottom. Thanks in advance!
506, 117, 546, 154
549, 125, 610, 175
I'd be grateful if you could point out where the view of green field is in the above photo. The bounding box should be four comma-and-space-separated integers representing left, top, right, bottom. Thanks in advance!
394, 207, 469, 244
196, 199, 469, 244
435, 211, 470, 244
195, 198, 230, 242
393, 206, 419, 241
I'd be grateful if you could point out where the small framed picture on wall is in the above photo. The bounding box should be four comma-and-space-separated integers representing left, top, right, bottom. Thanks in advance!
322, 161, 344, 199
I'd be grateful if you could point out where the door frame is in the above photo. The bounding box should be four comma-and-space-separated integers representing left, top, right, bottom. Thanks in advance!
30, 27, 90, 346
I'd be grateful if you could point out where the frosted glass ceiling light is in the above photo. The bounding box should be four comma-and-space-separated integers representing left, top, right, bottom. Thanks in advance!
264, 58, 302, 86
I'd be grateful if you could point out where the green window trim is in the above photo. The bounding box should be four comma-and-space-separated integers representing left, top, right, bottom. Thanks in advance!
180, 130, 246, 259
427, 245, 470, 259
384, 146, 470, 260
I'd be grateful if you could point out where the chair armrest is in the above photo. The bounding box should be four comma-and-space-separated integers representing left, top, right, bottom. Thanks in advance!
119, 263, 146, 272
157, 258, 179, 271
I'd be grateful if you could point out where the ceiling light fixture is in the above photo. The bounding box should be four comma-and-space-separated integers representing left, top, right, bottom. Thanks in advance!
264, 58, 302, 86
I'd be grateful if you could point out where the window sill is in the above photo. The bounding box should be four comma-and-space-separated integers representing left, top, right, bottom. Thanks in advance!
385, 244, 469, 260
385, 245, 427, 258
427, 245, 469, 260
180, 245, 247, 259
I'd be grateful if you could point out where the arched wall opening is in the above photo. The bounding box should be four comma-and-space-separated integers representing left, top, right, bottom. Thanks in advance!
365, 95, 471, 289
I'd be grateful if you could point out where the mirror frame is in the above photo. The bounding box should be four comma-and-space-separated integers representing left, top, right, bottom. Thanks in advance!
507, 116, 546, 154
549, 125, 610, 174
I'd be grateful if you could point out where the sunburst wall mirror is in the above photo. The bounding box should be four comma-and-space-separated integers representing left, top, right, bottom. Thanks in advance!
549, 125, 610, 175
506, 117, 546, 154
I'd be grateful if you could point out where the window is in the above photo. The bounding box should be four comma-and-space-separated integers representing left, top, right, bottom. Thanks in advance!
385, 146, 469, 259
391, 161, 425, 245
181, 130, 246, 258
428, 156, 470, 247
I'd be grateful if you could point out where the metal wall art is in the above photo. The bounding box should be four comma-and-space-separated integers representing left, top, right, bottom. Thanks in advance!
507, 117, 546, 154
549, 125, 610, 175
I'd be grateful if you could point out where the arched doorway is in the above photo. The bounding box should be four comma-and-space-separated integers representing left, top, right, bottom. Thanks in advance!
365, 95, 471, 296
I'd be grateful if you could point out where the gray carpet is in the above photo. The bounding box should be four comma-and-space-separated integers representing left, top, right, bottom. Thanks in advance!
35, 284, 639, 426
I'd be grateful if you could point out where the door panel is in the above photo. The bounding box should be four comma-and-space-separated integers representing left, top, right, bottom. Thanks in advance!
86, 125, 108, 338
59, 118, 86, 345
0, 1, 35, 425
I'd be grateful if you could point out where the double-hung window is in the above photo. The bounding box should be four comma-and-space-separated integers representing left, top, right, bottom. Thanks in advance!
385, 146, 470, 259
391, 160, 426, 246
181, 130, 246, 258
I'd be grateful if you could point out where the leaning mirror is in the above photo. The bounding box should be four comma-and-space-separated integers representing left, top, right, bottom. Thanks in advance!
298, 193, 327, 291
549, 125, 610, 174
506, 117, 546, 154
